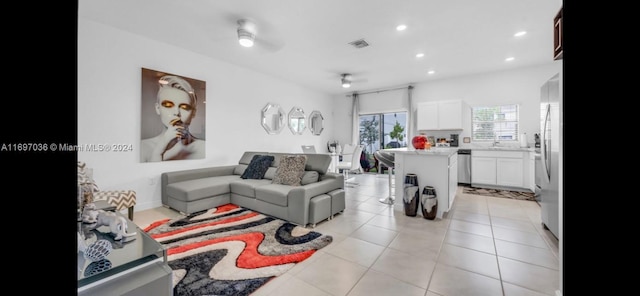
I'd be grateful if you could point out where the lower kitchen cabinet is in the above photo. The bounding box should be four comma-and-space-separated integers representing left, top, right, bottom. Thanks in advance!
471, 157, 496, 185
496, 158, 523, 187
472, 150, 527, 190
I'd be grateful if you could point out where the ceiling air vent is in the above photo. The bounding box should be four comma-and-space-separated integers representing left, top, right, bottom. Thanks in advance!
348, 39, 369, 49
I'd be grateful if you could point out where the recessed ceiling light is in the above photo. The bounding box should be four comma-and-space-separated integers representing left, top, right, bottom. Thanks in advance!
427, 70, 435, 75
514, 31, 527, 37
396, 24, 407, 31
416, 53, 424, 58
505, 57, 515, 62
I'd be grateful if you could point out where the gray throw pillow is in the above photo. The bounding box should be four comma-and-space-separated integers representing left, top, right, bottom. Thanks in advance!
272, 155, 307, 186
241, 155, 275, 179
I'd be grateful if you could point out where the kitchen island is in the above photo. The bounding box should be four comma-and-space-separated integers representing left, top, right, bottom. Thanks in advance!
382, 147, 458, 219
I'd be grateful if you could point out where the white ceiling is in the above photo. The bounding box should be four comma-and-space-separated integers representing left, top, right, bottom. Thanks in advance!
79, 0, 561, 95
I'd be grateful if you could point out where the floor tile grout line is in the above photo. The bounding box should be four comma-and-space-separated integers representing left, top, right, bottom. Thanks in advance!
487, 193, 507, 296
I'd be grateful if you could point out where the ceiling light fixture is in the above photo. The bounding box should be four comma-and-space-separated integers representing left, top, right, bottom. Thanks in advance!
505, 57, 515, 62
341, 74, 352, 88
416, 53, 424, 58
396, 24, 407, 31
237, 19, 256, 47
514, 31, 527, 37
427, 70, 435, 75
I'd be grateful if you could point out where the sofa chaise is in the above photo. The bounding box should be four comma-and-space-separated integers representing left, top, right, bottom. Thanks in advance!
161, 151, 345, 227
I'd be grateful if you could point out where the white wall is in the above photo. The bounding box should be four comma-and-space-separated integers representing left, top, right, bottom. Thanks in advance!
332, 62, 562, 148
78, 19, 334, 211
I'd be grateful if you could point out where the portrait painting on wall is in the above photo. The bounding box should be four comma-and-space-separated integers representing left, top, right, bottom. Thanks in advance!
140, 68, 206, 162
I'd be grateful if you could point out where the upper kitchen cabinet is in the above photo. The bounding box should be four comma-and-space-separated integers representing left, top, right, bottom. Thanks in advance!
417, 100, 465, 130
553, 7, 563, 60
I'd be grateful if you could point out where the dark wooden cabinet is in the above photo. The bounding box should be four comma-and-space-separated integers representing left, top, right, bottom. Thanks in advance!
553, 7, 563, 60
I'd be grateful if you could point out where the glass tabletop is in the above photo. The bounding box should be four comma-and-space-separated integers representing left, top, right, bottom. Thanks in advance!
77, 213, 165, 289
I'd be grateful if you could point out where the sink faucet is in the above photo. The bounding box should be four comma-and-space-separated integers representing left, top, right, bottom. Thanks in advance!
492, 134, 500, 147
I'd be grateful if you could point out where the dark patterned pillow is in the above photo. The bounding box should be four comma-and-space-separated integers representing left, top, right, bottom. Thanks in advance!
272, 155, 308, 186
241, 155, 275, 179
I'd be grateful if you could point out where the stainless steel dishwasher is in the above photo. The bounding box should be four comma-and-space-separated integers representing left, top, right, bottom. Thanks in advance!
457, 149, 471, 185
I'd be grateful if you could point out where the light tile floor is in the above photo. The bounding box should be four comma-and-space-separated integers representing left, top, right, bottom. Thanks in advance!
133, 173, 560, 296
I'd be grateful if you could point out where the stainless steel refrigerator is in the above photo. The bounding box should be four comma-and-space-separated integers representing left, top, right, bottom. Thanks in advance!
538, 73, 560, 238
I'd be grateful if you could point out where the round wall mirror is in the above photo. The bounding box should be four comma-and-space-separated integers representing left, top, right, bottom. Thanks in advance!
308, 110, 324, 136
288, 106, 306, 135
261, 103, 286, 134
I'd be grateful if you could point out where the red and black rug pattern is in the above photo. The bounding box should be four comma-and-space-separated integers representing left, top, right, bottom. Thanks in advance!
144, 204, 333, 296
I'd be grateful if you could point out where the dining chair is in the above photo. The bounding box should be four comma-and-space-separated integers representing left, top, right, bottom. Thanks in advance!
301, 145, 316, 153
336, 144, 363, 187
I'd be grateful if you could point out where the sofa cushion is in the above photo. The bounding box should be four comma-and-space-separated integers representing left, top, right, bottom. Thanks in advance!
233, 164, 248, 176
301, 171, 319, 185
166, 175, 239, 202
263, 167, 277, 180
272, 155, 307, 186
255, 184, 295, 207
230, 179, 273, 198
241, 155, 274, 179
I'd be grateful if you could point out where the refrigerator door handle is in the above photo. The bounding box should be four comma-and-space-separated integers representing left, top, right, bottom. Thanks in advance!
541, 104, 551, 181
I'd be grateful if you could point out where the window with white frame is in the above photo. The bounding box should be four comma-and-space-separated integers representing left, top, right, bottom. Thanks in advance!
471, 104, 519, 142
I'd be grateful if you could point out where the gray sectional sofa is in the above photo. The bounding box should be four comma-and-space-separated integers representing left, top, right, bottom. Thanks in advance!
161, 151, 345, 227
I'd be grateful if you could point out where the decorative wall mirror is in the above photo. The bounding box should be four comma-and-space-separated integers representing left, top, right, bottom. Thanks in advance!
308, 110, 324, 136
261, 103, 286, 134
288, 106, 306, 135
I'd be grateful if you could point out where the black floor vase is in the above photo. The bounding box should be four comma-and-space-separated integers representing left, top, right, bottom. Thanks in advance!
421, 186, 437, 220
403, 174, 419, 216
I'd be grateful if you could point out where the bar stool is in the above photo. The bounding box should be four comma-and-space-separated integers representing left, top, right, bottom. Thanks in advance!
375, 150, 395, 205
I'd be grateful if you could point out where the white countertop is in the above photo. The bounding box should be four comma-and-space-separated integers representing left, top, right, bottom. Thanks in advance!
382, 146, 535, 156
382, 147, 458, 157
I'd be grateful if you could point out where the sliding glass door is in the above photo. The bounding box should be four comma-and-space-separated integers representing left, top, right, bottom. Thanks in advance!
358, 112, 407, 172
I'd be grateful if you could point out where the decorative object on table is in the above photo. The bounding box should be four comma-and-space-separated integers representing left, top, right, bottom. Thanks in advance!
82, 239, 113, 262
420, 186, 437, 220
93, 210, 138, 241
78, 162, 98, 206
143, 203, 333, 296
77, 186, 84, 222
411, 134, 428, 150
427, 136, 436, 147
84, 259, 113, 277
403, 173, 420, 216
463, 186, 536, 201
82, 203, 100, 224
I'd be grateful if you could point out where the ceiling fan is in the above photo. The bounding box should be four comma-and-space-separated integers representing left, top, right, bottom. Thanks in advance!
339, 73, 368, 88
233, 18, 285, 53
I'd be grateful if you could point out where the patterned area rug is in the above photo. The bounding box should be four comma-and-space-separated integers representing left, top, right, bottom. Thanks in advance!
463, 186, 536, 201
143, 204, 332, 296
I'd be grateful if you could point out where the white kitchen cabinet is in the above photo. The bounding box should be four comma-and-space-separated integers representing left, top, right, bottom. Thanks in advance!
416, 102, 439, 130
496, 158, 523, 187
526, 152, 535, 192
417, 100, 464, 130
472, 157, 497, 185
448, 153, 458, 209
472, 150, 526, 189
